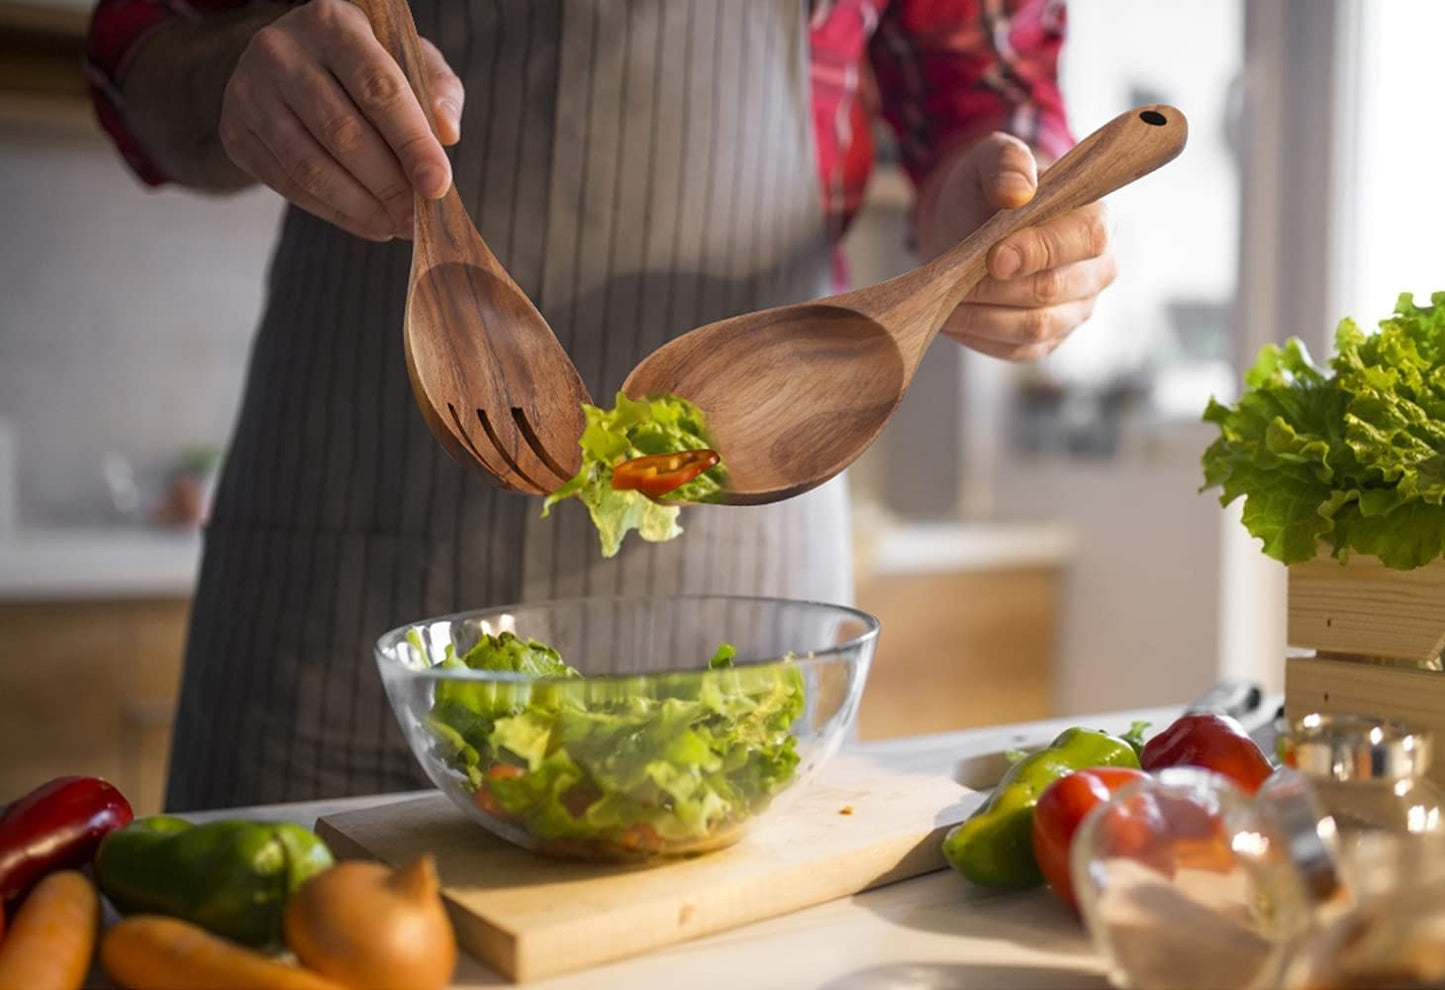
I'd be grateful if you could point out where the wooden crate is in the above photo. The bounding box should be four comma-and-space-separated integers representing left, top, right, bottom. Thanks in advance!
1284, 554, 1445, 788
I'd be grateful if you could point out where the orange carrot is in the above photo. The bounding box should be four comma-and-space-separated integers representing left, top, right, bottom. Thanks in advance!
0, 870, 98, 990
101, 916, 343, 990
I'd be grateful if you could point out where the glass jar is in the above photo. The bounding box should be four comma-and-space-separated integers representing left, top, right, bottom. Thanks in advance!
1279, 714, 1445, 839
1280, 830, 1445, 989
1071, 767, 1341, 990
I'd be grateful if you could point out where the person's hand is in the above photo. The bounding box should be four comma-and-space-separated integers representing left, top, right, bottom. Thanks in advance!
217, 0, 464, 242
919, 133, 1117, 362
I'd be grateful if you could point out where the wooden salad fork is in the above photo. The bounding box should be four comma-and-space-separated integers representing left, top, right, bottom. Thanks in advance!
357, 0, 590, 495
623, 106, 1188, 505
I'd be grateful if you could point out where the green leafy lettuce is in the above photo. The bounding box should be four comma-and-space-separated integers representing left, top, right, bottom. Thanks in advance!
1202, 291, 1445, 569
542, 392, 727, 558
421, 631, 804, 853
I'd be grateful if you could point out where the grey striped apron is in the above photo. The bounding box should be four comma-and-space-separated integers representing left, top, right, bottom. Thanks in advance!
166, 0, 852, 811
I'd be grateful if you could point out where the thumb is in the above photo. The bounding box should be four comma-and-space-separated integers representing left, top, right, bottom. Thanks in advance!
420, 38, 465, 146
973, 133, 1037, 210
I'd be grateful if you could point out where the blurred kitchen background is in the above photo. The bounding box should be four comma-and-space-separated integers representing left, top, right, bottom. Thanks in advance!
3, 0, 1443, 812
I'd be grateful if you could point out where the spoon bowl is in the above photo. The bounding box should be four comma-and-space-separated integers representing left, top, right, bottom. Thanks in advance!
625, 105, 1188, 505
629, 304, 906, 503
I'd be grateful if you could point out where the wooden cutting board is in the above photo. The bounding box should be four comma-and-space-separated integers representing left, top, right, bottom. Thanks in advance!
315, 754, 977, 982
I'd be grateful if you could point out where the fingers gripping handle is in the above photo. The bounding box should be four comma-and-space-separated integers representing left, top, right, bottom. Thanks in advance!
921, 105, 1189, 330
1008, 105, 1188, 235
349, 0, 441, 138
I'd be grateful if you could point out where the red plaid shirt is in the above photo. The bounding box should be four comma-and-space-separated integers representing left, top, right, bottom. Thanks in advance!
85, 0, 1071, 237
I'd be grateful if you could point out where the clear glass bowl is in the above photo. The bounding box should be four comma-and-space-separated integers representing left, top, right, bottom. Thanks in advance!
376, 595, 878, 861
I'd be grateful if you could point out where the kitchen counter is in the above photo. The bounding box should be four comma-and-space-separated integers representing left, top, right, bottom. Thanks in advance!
0, 527, 200, 600
859, 518, 1077, 577
181, 705, 1175, 989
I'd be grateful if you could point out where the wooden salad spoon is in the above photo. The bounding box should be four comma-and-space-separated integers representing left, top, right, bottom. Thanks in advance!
623, 106, 1188, 505
357, 0, 591, 495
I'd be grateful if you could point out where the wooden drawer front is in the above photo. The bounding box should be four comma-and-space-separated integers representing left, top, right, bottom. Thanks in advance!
0, 599, 188, 813
856, 568, 1059, 740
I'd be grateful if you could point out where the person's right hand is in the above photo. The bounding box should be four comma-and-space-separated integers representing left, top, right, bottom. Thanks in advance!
218, 0, 464, 242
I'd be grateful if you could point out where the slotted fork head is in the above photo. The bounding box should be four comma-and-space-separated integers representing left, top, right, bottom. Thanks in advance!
356, 0, 589, 496
404, 257, 590, 495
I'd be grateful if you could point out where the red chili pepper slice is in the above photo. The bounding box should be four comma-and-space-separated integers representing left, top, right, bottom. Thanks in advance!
611, 449, 720, 498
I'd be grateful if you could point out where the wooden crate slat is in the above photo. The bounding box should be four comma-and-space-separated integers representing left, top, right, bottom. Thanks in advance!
1287, 554, 1445, 663
1285, 655, 1445, 789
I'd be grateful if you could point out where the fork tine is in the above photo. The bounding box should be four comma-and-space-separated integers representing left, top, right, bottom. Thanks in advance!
476, 408, 579, 494
511, 409, 577, 485
445, 403, 530, 493
474, 409, 551, 495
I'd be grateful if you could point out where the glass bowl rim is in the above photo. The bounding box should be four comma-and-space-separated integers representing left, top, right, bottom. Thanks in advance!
375, 592, 881, 684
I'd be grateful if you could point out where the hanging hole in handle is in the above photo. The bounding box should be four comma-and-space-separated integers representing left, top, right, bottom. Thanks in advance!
1139, 110, 1167, 126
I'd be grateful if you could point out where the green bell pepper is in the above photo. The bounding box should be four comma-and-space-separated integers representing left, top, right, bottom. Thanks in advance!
94, 815, 334, 947
943, 724, 1144, 888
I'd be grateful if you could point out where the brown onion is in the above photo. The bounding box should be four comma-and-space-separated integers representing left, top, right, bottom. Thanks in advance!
283, 855, 456, 990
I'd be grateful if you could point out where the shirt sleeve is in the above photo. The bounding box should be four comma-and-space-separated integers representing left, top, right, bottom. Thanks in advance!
83, 0, 268, 186
869, 0, 1073, 189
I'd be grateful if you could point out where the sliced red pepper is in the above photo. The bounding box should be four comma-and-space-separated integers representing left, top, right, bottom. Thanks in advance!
473, 764, 526, 820
611, 449, 719, 498
1032, 767, 1149, 910
0, 776, 133, 907
1140, 713, 1273, 795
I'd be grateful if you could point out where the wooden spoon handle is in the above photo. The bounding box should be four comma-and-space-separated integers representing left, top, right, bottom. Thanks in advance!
352, 0, 508, 272
916, 104, 1188, 335
997, 105, 1187, 241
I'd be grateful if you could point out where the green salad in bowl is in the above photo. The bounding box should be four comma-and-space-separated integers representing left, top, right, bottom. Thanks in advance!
377, 596, 876, 860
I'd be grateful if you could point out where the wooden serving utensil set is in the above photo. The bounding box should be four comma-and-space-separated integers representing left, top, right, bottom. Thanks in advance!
359, 0, 1187, 504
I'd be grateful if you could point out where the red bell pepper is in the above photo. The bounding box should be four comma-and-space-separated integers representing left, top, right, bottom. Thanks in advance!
0, 776, 132, 906
1139, 713, 1273, 795
1032, 767, 1150, 909
610, 449, 719, 498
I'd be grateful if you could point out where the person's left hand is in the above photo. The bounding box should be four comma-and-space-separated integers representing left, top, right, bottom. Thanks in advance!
918, 133, 1117, 362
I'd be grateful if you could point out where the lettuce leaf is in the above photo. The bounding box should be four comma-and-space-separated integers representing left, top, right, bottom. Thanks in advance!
1202, 291, 1445, 569
542, 392, 728, 558
431, 632, 578, 727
